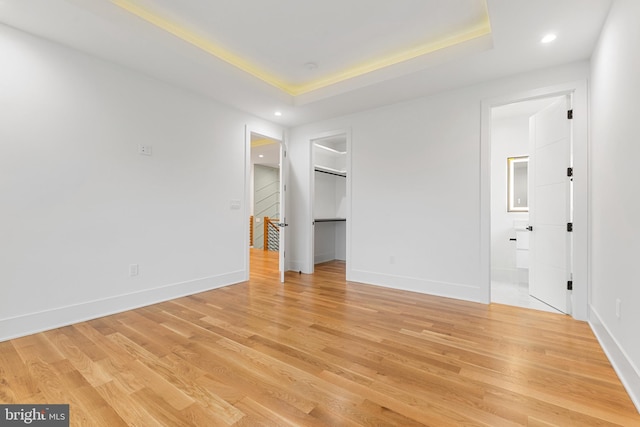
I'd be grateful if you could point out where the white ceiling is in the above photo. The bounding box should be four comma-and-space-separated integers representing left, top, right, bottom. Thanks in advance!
0, 0, 612, 127
313, 135, 347, 154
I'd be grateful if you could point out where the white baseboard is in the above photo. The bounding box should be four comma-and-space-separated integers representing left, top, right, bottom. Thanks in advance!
589, 305, 640, 413
314, 252, 336, 265
286, 260, 305, 274
0, 271, 245, 342
349, 269, 486, 304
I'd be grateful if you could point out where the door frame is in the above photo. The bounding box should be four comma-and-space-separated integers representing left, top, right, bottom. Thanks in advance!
307, 129, 352, 277
244, 125, 286, 281
480, 80, 589, 320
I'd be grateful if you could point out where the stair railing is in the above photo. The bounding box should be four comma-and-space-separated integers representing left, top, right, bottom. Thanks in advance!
249, 216, 254, 247
263, 217, 280, 251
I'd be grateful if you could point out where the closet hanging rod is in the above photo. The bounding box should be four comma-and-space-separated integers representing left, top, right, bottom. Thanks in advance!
314, 167, 346, 177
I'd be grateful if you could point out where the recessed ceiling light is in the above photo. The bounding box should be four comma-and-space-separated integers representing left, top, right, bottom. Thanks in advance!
541, 33, 557, 44
274, 111, 282, 117
258, 154, 264, 158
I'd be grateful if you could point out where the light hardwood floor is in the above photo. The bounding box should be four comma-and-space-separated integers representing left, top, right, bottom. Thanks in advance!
1, 249, 639, 426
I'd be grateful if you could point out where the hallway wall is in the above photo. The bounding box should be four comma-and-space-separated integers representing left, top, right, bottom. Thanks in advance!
253, 165, 280, 249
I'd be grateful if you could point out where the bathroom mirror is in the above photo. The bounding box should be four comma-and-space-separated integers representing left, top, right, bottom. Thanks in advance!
507, 156, 528, 212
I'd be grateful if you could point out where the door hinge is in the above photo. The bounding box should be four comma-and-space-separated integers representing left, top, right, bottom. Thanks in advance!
567, 222, 573, 232
567, 109, 573, 120
567, 280, 573, 290
567, 167, 573, 177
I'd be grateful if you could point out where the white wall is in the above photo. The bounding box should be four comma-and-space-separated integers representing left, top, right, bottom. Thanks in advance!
289, 61, 589, 303
491, 116, 530, 283
313, 171, 347, 263
0, 24, 280, 340
589, 0, 640, 410
313, 171, 342, 219
314, 222, 336, 264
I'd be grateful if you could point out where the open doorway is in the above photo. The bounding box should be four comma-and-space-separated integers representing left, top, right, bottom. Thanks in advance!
490, 96, 568, 314
245, 128, 287, 282
250, 134, 281, 251
482, 80, 588, 321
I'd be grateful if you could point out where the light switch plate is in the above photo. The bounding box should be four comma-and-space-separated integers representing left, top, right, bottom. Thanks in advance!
129, 264, 139, 276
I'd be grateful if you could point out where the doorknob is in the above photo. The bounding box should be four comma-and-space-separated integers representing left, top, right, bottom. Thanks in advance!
276, 223, 289, 227
526, 225, 533, 231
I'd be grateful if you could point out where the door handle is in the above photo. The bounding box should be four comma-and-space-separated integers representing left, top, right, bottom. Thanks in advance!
526, 226, 533, 231
276, 223, 289, 227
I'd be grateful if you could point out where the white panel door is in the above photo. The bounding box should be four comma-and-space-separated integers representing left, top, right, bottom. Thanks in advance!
278, 137, 288, 283
528, 97, 572, 313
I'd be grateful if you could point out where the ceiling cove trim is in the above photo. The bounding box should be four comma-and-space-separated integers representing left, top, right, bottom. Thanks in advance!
112, 0, 492, 96
251, 138, 278, 148
111, 0, 291, 92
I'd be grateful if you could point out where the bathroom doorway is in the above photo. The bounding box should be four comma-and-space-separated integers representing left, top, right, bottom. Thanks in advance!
490, 96, 568, 314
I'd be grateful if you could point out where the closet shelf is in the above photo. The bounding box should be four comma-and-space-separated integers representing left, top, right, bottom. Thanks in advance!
313, 142, 346, 155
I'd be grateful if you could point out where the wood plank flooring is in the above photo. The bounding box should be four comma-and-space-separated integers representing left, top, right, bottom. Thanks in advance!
1, 249, 639, 426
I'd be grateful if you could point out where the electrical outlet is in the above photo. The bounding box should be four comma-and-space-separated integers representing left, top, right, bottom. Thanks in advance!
138, 145, 152, 156
615, 298, 621, 319
129, 264, 139, 277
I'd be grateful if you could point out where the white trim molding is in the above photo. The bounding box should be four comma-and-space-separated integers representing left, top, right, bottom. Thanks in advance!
0, 271, 244, 342
590, 306, 640, 413
349, 269, 486, 304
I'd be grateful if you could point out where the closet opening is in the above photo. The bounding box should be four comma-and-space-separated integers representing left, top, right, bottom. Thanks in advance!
309, 132, 349, 276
